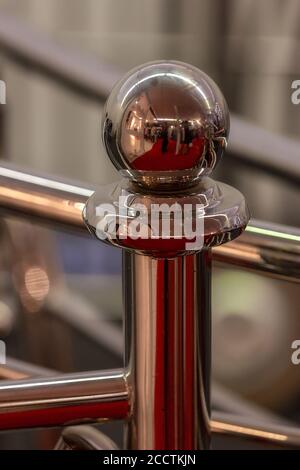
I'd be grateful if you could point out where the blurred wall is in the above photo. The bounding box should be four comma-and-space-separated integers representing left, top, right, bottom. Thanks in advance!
0, 0, 223, 184
0, 0, 298, 226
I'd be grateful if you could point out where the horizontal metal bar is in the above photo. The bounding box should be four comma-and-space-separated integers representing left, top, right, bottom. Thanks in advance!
0, 366, 299, 449
0, 369, 129, 430
214, 219, 300, 283
0, 162, 92, 229
0, 162, 298, 282
0, 358, 299, 449
212, 412, 300, 449
2, 356, 292, 433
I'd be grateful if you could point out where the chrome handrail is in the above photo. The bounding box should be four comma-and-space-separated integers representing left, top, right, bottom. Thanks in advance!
0, 12, 298, 445
0, 162, 298, 282
0, 365, 299, 449
1, 360, 300, 449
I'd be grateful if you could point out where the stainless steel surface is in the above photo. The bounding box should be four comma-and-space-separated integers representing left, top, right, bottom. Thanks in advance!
83, 61, 248, 450
0, 369, 129, 430
0, 11, 121, 102
0, 162, 297, 280
3, 356, 298, 449
124, 251, 211, 449
56, 414, 300, 450
0, 6, 297, 453
2, 59, 296, 448
215, 219, 300, 282
0, 162, 92, 229
2, 361, 300, 449
103, 60, 229, 190
83, 176, 249, 257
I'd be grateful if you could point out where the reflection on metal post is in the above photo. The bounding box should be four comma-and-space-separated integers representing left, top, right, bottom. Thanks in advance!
124, 251, 211, 449
83, 60, 249, 449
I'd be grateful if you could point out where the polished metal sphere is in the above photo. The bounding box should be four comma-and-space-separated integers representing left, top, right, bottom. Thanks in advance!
102, 60, 229, 191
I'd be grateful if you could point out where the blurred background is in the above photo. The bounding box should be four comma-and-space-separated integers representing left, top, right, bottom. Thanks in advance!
0, 0, 298, 449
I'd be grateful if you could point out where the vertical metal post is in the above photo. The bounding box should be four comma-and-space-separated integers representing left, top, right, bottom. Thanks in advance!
124, 250, 211, 450
83, 59, 249, 450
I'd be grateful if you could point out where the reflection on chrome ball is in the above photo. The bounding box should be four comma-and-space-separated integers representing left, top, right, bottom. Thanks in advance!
102, 60, 229, 191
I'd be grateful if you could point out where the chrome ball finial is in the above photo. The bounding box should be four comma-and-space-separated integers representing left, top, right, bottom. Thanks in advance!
102, 60, 229, 191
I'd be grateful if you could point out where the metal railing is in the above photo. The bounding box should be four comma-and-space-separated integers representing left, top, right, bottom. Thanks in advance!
0, 10, 298, 449
0, 163, 298, 448
0, 162, 298, 283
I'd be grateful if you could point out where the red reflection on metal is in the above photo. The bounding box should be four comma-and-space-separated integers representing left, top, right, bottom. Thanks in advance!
183, 254, 195, 449
132, 138, 205, 171
152, 255, 202, 450
0, 400, 129, 430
